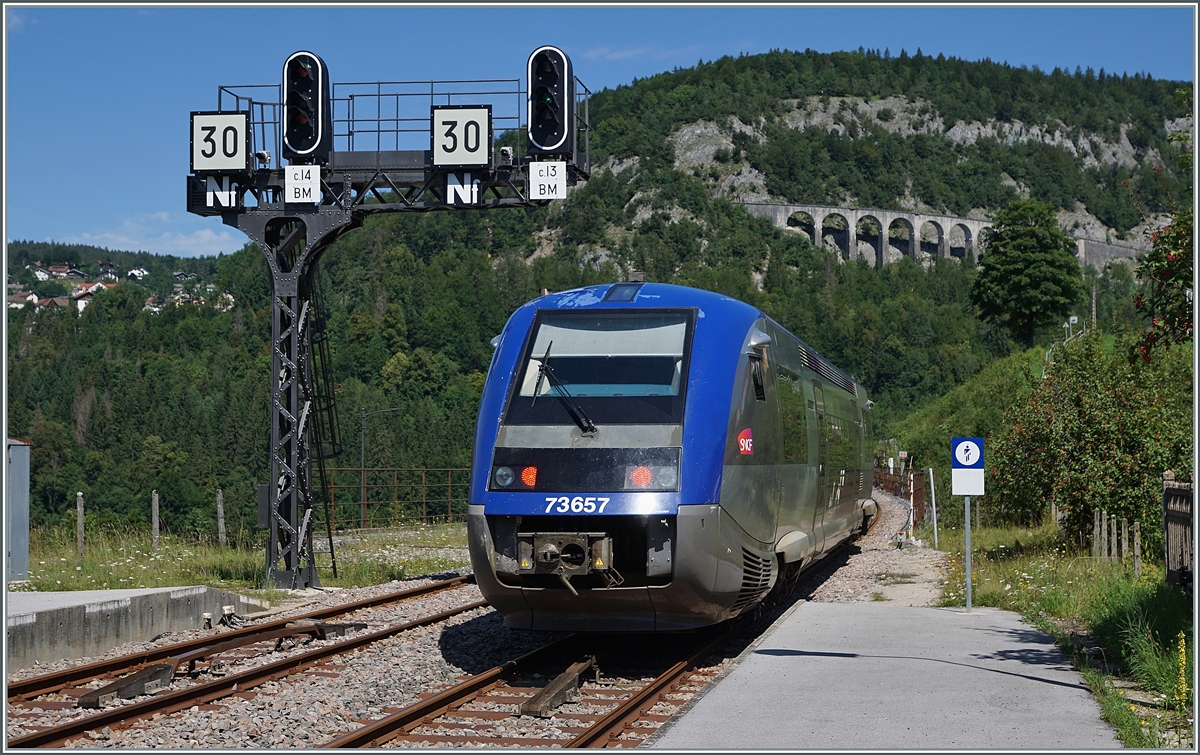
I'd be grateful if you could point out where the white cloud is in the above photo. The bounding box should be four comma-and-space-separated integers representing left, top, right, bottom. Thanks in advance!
581, 46, 652, 63
7, 10, 33, 33
57, 213, 245, 258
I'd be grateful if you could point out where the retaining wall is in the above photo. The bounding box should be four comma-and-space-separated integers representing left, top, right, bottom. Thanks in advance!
6, 586, 269, 669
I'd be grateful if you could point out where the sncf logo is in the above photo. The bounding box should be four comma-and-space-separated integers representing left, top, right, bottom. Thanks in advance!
737, 427, 754, 455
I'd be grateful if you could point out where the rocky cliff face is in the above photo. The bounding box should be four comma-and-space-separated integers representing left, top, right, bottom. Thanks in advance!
665, 97, 1187, 249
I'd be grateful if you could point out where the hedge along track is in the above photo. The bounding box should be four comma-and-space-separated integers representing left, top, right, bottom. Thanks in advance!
319, 625, 732, 748
7, 578, 484, 748
7, 575, 474, 702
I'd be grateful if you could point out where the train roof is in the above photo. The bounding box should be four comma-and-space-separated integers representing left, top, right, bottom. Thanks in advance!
529, 281, 756, 316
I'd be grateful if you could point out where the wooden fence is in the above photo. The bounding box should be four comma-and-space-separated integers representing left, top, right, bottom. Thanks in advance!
873, 467, 926, 527
1163, 472, 1194, 591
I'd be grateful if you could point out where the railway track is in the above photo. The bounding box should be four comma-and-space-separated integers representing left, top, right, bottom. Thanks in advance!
316, 520, 883, 749
321, 626, 732, 748
6, 577, 484, 748
7, 575, 473, 702
8, 506, 887, 749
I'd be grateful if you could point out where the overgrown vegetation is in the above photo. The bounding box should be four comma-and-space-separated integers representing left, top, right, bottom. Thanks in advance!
11, 523, 470, 593
929, 520, 1193, 748
987, 332, 1192, 546
1128, 87, 1194, 362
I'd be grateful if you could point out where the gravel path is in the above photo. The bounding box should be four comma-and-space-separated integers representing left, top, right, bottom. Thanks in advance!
796, 489, 948, 606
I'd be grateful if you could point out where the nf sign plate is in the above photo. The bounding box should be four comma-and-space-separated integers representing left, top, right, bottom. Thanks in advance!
951, 437, 985, 496
432, 105, 492, 169
191, 112, 251, 174
530, 161, 567, 200
286, 165, 321, 204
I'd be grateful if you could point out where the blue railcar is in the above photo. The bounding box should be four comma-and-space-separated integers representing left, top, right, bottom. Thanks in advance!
468, 282, 876, 630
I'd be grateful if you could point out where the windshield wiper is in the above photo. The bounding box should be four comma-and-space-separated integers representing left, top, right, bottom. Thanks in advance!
531, 341, 597, 434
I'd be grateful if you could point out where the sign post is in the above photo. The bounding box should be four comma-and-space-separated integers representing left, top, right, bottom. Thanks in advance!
952, 437, 985, 611
929, 467, 938, 549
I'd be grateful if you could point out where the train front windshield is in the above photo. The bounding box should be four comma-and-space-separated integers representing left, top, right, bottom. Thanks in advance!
503, 310, 693, 426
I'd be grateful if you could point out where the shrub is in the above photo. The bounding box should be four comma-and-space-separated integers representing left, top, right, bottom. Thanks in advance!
987, 332, 1192, 546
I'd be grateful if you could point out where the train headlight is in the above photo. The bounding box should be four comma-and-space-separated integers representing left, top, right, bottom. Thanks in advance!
494, 466, 515, 487
624, 464, 679, 491
657, 465, 678, 488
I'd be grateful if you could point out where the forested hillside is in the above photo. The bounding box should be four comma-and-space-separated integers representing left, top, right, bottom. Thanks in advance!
7, 48, 1187, 533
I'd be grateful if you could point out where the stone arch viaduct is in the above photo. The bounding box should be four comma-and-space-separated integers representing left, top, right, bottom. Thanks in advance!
741, 202, 992, 268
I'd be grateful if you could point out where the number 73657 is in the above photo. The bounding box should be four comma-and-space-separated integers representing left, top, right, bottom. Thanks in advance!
545, 496, 609, 513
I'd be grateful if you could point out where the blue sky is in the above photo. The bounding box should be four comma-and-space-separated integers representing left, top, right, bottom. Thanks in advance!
4, 4, 1195, 259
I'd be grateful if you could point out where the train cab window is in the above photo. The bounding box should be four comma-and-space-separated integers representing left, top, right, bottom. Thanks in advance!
749, 356, 766, 401
503, 309, 694, 426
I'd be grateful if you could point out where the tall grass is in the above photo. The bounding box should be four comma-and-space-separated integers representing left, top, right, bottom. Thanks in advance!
13, 521, 471, 594
19, 525, 266, 592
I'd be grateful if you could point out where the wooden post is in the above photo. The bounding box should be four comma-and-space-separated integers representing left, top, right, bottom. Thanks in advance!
76, 491, 85, 561
1111, 514, 1117, 563
1121, 517, 1128, 561
1101, 511, 1108, 561
216, 488, 227, 548
151, 489, 159, 552
1093, 509, 1100, 558
1134, 522, 1142, 577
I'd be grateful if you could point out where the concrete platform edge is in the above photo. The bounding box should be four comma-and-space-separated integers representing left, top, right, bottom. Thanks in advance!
643, 597, 811, 747
6, 587, 268, 669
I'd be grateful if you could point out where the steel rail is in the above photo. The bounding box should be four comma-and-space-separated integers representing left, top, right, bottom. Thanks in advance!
7, 575, 473, 701
319, 635, 578, 748
7, 598, 489, 749
565, 627, 732, 748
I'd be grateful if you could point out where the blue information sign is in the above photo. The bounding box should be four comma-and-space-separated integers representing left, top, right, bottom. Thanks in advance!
951, 437, 984, 495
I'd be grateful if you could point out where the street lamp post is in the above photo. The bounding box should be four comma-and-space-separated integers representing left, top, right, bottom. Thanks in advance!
360, 407, 404, 529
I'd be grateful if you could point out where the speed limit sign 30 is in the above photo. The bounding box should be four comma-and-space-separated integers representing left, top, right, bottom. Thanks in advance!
191, 112, 251, 174
431, 105, 492, 169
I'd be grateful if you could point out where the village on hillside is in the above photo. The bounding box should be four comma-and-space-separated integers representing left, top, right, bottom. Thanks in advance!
7, 261, 234, 314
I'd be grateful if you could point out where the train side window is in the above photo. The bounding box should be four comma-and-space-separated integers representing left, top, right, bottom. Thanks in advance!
777, 365, 807, 463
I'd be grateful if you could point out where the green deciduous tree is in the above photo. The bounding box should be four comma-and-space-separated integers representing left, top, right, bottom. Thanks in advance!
986, 333, 1192, 550
971, 199, 1084, 347
1128, 88, 1193, 362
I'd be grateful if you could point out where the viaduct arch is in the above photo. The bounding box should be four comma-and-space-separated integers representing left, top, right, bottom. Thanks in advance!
741, 202, 993, 268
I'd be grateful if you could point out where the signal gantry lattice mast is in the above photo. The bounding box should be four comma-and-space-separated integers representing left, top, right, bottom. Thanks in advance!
187, 47, 588, 588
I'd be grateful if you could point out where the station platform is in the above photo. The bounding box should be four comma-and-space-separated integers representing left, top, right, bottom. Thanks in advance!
650, 602, 1119, 750
5, 587, 268, 670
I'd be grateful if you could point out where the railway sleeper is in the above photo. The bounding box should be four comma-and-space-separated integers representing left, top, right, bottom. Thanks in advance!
75, 621, 367, 709
518, 657, 597, 718
77, 665, 174, 709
